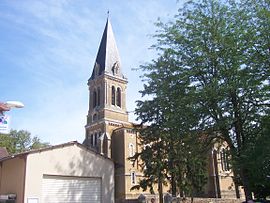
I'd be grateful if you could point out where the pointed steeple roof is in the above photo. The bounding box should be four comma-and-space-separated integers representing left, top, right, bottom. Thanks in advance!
90, 18, 124, 80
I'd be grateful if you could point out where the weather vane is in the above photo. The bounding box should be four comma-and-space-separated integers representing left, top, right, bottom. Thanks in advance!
107, 10, 110, 18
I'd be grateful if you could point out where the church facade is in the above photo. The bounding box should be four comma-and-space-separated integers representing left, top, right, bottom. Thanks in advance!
83, 18, 243, 203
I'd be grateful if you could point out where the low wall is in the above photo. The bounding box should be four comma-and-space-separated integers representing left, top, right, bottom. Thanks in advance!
172, 198, 243, 203
131, 197, 244, 203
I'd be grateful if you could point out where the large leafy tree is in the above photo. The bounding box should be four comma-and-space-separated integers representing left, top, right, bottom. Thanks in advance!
0, 129, 50, 154
135, 0, 269, 201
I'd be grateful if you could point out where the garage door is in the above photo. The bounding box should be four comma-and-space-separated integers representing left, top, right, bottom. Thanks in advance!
42, 175, 101, 203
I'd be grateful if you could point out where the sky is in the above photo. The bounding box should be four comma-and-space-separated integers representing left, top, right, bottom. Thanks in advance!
0, 0, 183, 145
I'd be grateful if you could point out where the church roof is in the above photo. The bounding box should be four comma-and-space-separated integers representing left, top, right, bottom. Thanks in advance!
90, 18, 124, 80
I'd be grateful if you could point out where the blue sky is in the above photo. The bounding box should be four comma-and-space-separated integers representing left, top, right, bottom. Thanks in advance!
0, 0, 183, 144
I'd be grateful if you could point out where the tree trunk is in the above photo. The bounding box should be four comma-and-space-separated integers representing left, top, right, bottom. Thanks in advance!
171, 174, 177, 197
158, 177, 163, 203
234, 181, 240, 199
240, 167, 253, 201
191, 186, 194, 203
230, 91, 253, 201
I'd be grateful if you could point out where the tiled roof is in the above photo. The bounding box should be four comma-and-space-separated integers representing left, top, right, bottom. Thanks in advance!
0, 147, 9, 159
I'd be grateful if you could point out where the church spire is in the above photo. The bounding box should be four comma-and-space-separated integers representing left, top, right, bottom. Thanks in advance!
85, 17, 129, 157
90, 18, 124, 80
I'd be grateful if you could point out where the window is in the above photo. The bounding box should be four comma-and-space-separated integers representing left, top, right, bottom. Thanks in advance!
90, 134, 93, 145
129, 143, 135, 157
93, 113, 97, 121
103, 135, 108, 157
111, 86, 116, 105
131, 172, 136, 185
220, 148, 230, 171
112, 61, 119, 75
93, 90, 97, 108
94, 133, 98, 146
116, 87, 121, 107
97, 87, 101, 106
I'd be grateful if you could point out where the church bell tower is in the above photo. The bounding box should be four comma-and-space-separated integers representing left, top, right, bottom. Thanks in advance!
83, 18, 128, 158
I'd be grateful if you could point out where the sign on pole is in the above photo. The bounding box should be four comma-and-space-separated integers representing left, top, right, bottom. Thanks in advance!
0, 114, 10, 134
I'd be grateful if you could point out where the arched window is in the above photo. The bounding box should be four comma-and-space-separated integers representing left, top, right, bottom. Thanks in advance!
93, 90, 97, 108
112, 61, 119, 75
93, 113, 97, 121
220, 148, 230, 171
116, 87, 121, 107
111, 86, 116, 105
129, 143, 135, 157
97, 87, 101, 106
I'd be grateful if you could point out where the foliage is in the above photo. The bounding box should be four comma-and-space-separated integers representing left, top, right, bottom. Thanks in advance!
0, 129, 50, 154
130, 125, 171, 203
31, 136, 50, 150
134, 0, 269, 201
242, 114, 270, 199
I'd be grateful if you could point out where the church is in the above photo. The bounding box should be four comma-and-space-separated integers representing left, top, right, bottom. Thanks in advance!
0, 18, 243, 203
82, 18, 243, 202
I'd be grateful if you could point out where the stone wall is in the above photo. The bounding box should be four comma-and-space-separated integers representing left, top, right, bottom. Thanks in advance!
133, 197, 244, 203
174, 198, 243, 203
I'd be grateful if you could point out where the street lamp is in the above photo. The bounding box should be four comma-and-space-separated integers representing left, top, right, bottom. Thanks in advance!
6, 101, 24, 109
0, 101, 24, 113
0, 101, 24, 134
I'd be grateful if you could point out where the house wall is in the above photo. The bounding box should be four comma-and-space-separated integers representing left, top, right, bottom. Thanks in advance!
112, 129, 126, 203
124, 129, 142, 198
0, 157, 26, 203
23, 144, 114, 203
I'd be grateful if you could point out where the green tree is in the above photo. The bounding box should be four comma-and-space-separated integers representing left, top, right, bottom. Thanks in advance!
0, 129, 50, 154
0, 133, 15, 154
31, 136, 50, 150
242, 113, 270, 199
135, 0, 269, 201
133, 55, 208, 200
131, 109, 170, 203
181, 134, 208, 200
10, 129, 31, 153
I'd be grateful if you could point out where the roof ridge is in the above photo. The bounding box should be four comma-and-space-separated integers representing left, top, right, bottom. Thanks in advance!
0, 141, 113, 163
